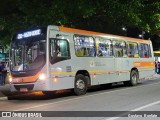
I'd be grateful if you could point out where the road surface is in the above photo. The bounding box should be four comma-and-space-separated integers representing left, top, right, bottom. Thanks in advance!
0, 77, 160, 120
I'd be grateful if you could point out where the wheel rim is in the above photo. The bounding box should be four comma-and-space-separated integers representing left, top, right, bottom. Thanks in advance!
76, 79, 85, 90
132, 72, 137, 84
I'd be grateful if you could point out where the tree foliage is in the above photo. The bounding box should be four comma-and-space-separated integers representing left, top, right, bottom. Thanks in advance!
0, 0, 160, 45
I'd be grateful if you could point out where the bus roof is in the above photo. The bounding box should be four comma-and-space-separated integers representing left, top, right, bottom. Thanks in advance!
58, 26, 151, 44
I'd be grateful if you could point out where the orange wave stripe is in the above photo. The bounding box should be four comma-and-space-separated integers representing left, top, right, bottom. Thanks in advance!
12, 73, 40, 84
134, 62, 155, 67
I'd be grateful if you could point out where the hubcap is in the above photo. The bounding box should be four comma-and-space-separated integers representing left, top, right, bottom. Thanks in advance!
76, 79, 85, 90
132, 73, 137, 84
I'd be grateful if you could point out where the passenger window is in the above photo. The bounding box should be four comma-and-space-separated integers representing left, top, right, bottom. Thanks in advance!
138, 43, 151, 58
96, 38, 113, 57
74, 35, 95, 57
113, 40, 126, 57
127, 42, 138, 58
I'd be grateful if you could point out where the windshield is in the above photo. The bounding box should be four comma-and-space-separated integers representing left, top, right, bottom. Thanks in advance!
10, 40, 46, 72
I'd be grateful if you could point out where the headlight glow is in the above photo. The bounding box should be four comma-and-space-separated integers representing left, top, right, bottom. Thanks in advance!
39, 73, 46, 80
8, 75, 12, 83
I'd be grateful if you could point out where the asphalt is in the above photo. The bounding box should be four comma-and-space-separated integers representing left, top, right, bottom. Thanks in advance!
0, 84, 11, 98
0, 73, 160, 98
0, 91, 5, 97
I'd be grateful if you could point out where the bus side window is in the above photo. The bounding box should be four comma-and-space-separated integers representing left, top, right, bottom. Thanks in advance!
96, 38, 112, 57
143, 44, 150, 58
127, 42, 138, 58
113, 40, 125, 57
134, 44, 139, 58
74, 35, 95, 57
75, 48, 84, 56
138, 44, 143, 57
138, 43, 150, 58
122, 42, 128, 57
89, 47, 95, 57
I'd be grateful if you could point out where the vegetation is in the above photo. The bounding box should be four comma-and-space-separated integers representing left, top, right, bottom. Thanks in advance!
0, 0, 160, 45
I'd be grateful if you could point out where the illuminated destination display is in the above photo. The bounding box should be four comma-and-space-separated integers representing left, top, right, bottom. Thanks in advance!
17, 29, 41, 39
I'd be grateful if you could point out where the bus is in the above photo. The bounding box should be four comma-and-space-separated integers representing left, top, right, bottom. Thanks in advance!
0, 53, 5, 59
154, 51, 160, 62
0, 53, 9, 62
9, 25, 155, 95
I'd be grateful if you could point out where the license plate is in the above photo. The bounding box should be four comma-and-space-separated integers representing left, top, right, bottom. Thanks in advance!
20, 88, 28, 92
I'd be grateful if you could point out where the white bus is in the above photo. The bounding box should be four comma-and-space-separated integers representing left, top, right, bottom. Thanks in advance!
154, 51, 160, 62
9, 25, 155, 95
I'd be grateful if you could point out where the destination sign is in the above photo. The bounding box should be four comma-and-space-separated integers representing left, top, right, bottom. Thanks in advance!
17, 29, 41, 39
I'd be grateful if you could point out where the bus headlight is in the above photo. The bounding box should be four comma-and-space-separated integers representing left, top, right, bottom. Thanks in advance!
8, 75, 13, 83
39, 73, 46, 80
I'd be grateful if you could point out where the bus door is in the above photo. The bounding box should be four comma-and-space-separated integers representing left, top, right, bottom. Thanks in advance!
48, 30, 72, 89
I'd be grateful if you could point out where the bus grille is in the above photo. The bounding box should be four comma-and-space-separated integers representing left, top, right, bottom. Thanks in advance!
14, 84, 34, 91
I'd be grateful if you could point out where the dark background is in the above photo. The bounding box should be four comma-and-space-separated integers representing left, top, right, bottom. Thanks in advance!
0, 0, 159, 50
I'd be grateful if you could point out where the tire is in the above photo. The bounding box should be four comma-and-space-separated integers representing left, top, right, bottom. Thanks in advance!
124, 70, 138, 86
74, 74, 87, 95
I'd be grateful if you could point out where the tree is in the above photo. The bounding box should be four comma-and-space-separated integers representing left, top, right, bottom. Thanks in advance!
0, 0, 160, 46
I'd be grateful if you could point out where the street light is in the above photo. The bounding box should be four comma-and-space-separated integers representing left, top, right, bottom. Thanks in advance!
139, 34, 143, 38
139, 31, 145, 39
122, 27, 127, 31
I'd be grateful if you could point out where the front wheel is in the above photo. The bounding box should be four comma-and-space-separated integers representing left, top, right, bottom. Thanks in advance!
74, 74, 87, 95
124, 70, 138, 86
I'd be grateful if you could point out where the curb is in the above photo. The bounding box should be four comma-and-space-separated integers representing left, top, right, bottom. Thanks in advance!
0, 96, 7, 100
0, 84, 10, 100
0, 92, 8, 100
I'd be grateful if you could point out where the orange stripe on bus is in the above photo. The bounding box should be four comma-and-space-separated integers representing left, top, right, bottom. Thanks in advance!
12, 73, 40, 84
59, 26, 151, 44
59, 26, 104, 36
134, 62, 155, 67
